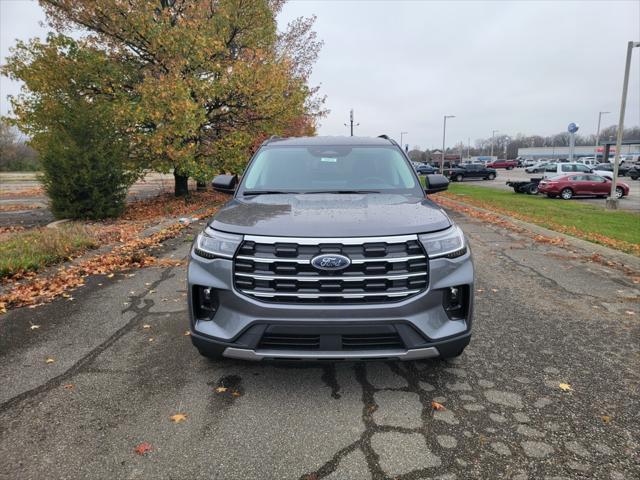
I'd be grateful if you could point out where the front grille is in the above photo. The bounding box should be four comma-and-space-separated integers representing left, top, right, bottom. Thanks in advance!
342, 333, 404, 350
233, 234, 428, 304
258, 333, 321, 350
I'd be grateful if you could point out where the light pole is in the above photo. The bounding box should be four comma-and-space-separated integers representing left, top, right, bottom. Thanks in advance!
400, 131, 408, 151
607, 40, 640, 210
490, 130, 499, 158
594, 111, 610, 161
441, 115, 455, 173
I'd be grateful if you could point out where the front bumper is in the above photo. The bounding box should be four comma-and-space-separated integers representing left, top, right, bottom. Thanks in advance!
187, 248, 474, 361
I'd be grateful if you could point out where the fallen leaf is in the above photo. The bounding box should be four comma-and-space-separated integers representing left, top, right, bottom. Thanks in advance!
476, 288, 484, 293
601, 415, 611, 423
170, 413, 187, 423
145, 282, 152, 286
143, 324, 151, 329
184, 330, 191, 336
149, 289, 156, 294
63, 384, 74, 390
148, 338, 154, 342
45, 358, 55, 364
133, 442, 152, 455
431, 401, 446, 411
559, 383, 573, 392
62, 293, 71, 298
625, 311, 635, 316
232, 391, 241, 397
215, 387, 227, 393
30, 324, 40, 330
491, 288, 498, 292
107, 273, 114, 278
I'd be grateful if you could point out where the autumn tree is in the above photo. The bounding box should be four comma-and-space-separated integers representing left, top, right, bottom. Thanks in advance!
31, 0, 324, 196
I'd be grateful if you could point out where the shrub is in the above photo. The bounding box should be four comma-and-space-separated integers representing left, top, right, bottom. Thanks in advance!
40, 101, 136, 220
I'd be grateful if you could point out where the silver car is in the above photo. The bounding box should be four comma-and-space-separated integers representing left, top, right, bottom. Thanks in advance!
188, 136, 474, 361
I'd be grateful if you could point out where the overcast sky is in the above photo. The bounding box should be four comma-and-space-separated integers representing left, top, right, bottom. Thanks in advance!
2, 0, 639, 149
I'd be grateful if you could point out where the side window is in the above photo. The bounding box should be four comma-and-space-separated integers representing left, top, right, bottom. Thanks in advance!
561, 164, 577, 172
589, 175, 606, 182
576, 164, 590, 172
545, 164, 557, 172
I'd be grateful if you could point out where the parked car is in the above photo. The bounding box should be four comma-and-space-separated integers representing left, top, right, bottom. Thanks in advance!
523, 159, 538, 168
592, 163, 629, 179
538, 174, 629, 199
486, 159, 518, 170
415, 163, 437, 175
576, 157, 599, 167
628, 165, 640, 180
525, 162, 554, 173
189, 135, 474, 361
445, 164, 497, 181
542, 162, 593, 178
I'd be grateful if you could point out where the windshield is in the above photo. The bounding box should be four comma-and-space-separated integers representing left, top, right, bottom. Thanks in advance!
238, 145, 422, 195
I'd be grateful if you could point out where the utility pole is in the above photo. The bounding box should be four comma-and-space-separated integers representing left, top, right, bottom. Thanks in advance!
441, 115, 455, 173
467, 137, 471, 160
490, 130, 499, 158
400, 131, 408, 150
344, 109, 359, 136
594, 111, 610, 162
607, 41, 640, 210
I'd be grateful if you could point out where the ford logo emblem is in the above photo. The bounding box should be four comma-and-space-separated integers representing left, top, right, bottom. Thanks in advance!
311, 254, 351, 271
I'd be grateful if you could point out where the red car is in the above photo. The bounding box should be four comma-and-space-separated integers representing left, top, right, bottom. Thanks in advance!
538, 174, 629, 200
486, 159, 518, 170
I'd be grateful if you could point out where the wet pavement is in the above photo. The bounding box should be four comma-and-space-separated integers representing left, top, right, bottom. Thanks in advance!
0, 210, 638, 479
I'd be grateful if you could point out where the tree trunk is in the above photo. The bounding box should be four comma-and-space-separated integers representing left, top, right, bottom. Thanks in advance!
174, 171, 189, 197
196, 180, 207, 192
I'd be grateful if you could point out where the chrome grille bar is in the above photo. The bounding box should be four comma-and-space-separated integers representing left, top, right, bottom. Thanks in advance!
236, 254, 426, 264
241, 290, 421, 299
235, 272, 427, 281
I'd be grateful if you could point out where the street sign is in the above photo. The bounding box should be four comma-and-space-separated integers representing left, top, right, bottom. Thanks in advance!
567, 122, 579, 134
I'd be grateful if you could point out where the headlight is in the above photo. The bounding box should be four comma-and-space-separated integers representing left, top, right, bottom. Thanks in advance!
418, 225, 466, 259
194, 228, 243, 259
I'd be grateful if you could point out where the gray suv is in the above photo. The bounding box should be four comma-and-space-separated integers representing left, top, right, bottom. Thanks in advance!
188, 136, 474, 361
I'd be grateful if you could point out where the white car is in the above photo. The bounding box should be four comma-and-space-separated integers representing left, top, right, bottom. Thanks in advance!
542, 162, 593, 179
577, 157, 599, 167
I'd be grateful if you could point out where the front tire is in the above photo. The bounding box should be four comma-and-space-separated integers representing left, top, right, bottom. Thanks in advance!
455, 174, 463, 182
527, 184, 539, 195
614, 187, 624, 199
560, 188, 573, 200
487, 173, 496, 180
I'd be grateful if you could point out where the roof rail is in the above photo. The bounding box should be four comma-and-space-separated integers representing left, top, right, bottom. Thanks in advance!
378, 134, 399, 147
262, 135, 284, 145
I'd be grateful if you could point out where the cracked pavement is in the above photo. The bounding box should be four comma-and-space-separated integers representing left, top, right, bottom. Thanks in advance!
1, 211, 638, 480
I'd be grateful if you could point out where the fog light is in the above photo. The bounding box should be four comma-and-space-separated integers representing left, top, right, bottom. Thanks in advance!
443, 285, 468, 320
194, 285, 218, 320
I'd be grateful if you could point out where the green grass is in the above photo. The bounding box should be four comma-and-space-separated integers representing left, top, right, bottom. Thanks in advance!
0, 224, 98, 277
439, 183, 640, 249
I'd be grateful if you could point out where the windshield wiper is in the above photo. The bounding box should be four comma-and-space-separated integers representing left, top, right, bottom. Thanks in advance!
303, 190, 381, 194
242, 190, 300, 196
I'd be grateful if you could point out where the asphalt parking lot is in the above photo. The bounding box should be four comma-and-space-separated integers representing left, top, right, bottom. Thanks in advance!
1, 209, 638, 479
460, 168, 640, 212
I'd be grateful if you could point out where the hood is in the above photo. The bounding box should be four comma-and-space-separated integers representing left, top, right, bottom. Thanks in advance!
209, 193, 451, 237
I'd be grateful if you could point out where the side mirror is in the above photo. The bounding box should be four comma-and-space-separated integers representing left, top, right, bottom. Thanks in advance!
424, 174, 449, 194
212, 174, 237, 193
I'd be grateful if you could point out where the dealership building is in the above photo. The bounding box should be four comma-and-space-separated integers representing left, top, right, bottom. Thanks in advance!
517, 143, 640, 161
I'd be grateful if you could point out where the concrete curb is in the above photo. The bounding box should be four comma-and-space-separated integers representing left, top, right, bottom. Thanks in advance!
440, 196, 640, 272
